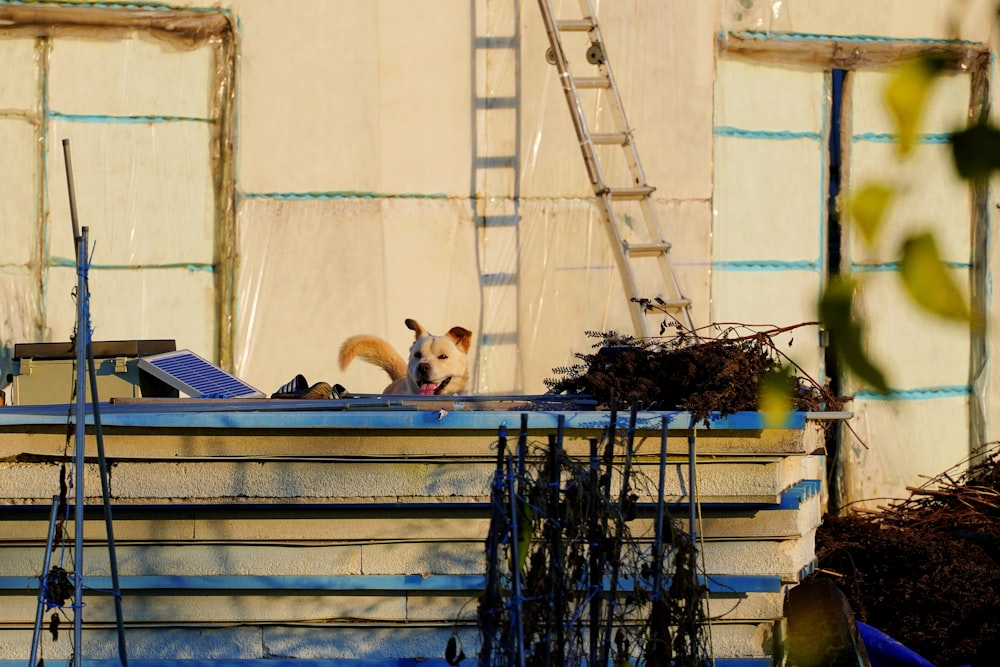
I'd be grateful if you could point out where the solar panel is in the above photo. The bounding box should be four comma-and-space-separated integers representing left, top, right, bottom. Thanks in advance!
138, 349, 264, 399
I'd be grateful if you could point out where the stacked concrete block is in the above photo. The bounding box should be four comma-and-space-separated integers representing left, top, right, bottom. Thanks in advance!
0, 404, 832, 666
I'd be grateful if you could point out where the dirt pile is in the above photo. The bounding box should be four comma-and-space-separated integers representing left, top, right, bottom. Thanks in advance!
815, 445, 1000, 667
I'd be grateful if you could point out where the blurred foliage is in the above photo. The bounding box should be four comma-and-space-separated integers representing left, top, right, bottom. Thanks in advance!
951, 119, 1000, 182
884, 55, 949, 157
900, 232, 979, 326
848, 182, 894, 247
820, 276, 889, 394
760, 364, 795, 428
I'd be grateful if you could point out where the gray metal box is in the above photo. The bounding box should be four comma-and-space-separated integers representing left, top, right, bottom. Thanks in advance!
10, 340, 177, 405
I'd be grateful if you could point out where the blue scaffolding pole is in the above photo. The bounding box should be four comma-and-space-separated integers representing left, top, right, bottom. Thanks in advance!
28, 139, 130, 667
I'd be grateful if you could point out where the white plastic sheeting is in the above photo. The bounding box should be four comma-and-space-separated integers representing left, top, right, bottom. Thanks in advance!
0, 0, 998, 509
841, 69, 978, 507
232, 0, 716, 396
0, 23, 221, 381
713, 58, 827, 379
714, 17, 991, 508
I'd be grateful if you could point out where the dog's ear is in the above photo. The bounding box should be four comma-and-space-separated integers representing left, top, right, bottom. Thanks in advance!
405, 318, 428, 339
447, 326, 473, 353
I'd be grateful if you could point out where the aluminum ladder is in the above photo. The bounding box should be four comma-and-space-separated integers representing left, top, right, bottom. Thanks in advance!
536, 0, 695, 337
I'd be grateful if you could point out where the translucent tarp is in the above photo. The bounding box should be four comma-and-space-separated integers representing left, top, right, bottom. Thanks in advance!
0, 0, 995, 509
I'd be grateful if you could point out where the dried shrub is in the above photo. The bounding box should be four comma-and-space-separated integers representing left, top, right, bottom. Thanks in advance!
545, 324, 828, 425
817, 444, 1000, 666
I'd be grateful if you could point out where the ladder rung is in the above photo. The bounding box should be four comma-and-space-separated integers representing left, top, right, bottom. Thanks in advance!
604, 186, 655, 200
556, 18, 597, 31
474, 155, 516, 169
475, 96, 518, 110
642, 298, 692, 312
481, 272, 518, 287
481, 332, 519, 346
625, 242, 672, 257
574, 76, 611, 89
477, 214, 520, 228
474, 36, 519, 49
591, 133, 628, 145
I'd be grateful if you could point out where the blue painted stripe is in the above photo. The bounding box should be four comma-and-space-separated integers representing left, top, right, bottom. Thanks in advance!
0, 661, 776, 667
853, 131, 952, 144
0, 662, 456, 667
851, 260, 971, 272
855, 385, 971, 400
0, 573, 784, 594
0, 662, 452, 667
49, 111, 214, 124
49, 257, 215, 272
0, 406, 811, 430
715, 126, 821, 140
727, 30, 983, 46
775, 479, 823, 509
242, 191, 448, 200
714, 259, 819, 271
0, 2, 234, 14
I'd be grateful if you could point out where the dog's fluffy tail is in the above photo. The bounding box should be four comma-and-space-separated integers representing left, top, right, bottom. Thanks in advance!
338, 335, 407, 381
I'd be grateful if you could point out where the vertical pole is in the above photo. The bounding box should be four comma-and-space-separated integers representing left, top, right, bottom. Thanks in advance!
549, 414, 566, 666
507, 451, 526, 667
72, 227, 87, 667
86, 347, 129, 666
29, 496, 61, 666
64, 138, 128, 666
688, 431, 698, 595
63, 139, 80, 241
601, 397, 639, 667
652, 416, 668, 595
479, 424, 508, 667
587, 435, 600, 665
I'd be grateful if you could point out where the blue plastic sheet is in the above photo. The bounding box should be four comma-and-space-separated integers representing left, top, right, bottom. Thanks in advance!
857, 621, 936, 667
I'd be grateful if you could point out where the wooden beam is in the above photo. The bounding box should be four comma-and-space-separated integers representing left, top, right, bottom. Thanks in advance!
718, 32, 990, 73
0, 4, 231, 43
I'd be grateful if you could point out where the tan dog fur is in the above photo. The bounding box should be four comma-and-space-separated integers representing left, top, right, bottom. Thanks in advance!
338, 318, 473, 395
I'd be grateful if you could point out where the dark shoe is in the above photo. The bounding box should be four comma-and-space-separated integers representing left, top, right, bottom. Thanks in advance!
271, 375, 350, 400
298, 381, 333, 400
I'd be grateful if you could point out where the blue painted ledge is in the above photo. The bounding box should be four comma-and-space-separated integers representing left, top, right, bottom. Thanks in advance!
0, 573, 785, 594
0, 401, 841, 431
0, 661, 773, 667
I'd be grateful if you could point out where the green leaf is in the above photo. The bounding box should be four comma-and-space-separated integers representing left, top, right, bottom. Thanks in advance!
884, 56, 945, 157
819, 276, 889, 394
950, 120, 1000, 182
848, 183, 895, 246
511, 499, 533, 574
759, 365, 793, 428
899, 232, 972, 323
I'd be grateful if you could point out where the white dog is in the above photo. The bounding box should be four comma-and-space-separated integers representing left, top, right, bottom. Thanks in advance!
338, 318, 472, 395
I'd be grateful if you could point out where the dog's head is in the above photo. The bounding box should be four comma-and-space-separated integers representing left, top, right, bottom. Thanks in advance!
404, 318, 472, 396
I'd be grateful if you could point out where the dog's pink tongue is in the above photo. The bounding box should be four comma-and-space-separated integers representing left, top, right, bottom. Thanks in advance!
418, 383, 437, 396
